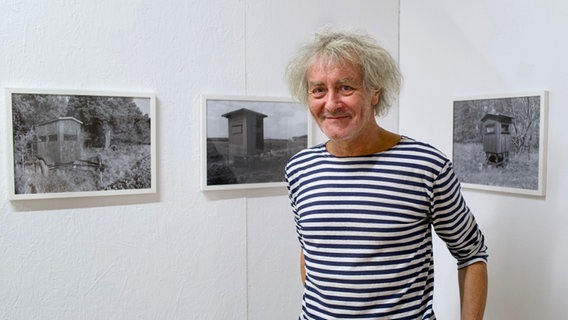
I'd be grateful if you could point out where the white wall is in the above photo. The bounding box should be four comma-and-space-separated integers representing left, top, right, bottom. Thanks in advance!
0, 1, 399, 319
400, 1, 568, 319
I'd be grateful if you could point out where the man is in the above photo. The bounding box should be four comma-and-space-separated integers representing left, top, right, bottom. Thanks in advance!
284, 29, 488, 319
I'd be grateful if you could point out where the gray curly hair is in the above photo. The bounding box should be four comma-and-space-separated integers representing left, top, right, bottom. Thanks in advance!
285, 28, 402, 117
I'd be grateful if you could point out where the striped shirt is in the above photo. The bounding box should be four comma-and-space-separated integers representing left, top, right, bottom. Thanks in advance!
285, 137, 488, 320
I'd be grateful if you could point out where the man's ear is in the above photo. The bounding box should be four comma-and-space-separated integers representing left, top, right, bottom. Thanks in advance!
371, 89, 381, 107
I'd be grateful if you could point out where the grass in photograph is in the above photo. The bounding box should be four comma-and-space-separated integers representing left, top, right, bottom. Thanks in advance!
453, 142, 539, 190
14, 145, 151, 194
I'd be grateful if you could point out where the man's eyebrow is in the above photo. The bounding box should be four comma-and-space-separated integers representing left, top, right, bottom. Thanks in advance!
308, 81, 324, 86
308, 78, 357, 86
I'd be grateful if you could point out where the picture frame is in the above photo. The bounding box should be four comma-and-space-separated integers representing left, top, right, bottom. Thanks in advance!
201, 94, 311, 191
7, 88, 157, 200
452, 91, 548, 196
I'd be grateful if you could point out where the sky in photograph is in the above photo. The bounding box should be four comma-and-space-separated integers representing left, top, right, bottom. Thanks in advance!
133, 97, 151, 116
206, 99, 308, 139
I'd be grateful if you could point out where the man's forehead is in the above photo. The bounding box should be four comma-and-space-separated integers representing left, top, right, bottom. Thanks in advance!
308, 57, 362, 79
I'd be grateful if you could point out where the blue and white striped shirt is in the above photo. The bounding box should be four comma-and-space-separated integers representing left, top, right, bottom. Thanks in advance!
285, 137, 488, 320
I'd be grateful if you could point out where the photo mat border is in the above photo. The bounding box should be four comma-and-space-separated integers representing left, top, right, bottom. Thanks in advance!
6, 88, 157, 200
200, 94, 312, 191
452, 91, 548, 196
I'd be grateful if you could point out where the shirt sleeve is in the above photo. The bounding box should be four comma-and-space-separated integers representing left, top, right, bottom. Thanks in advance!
430, 160, 488, 269
285, 168, 305, 249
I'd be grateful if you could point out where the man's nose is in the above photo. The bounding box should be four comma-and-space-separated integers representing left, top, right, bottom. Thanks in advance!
323, 89, 341, 109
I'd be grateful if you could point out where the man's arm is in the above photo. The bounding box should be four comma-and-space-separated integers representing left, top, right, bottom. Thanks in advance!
458, 261, 488, 320
300, 250, 306, 286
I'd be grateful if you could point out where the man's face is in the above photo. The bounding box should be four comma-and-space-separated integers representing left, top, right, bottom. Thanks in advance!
306, 58, 379, 144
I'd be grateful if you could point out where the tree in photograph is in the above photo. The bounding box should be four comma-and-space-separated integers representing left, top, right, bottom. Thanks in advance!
11, 94, 67, 163
66, 96, 150, 148
66, 95, 111, 148
453, 100, 484, 144
106, 97, 149, 145
508, 96, 540, 156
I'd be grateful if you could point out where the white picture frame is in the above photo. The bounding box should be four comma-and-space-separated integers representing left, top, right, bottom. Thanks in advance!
452, 91, 548, 196
200, 94, 311, 191
7, 88, 157, 200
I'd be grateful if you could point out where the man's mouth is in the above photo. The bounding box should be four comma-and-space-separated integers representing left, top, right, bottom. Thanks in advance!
325, 115, 350, 120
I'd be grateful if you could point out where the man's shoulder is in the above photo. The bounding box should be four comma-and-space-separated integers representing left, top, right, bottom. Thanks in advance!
397, 136, 449, 159
285, 144, 327, 176
288, 143, 325, 162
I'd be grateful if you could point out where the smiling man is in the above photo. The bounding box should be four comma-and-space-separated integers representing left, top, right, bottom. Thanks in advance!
305, 58, 399, 157
284, 29, 488, 320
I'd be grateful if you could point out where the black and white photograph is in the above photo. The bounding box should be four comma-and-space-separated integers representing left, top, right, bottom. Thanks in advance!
8, 89, 156, 200
201, 95, 310, 191
452, 91, 548, 196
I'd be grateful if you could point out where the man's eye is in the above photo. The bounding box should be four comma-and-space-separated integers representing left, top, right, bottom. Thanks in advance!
309, 88, 327, 98
340, 85, 355, 95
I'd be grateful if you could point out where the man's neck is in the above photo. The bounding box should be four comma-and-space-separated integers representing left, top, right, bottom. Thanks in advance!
326, 126, 401, 157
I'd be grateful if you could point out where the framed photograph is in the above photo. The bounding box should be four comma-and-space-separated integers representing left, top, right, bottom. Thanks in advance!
452, 91, 548, 196
7, 88, 156, 200
201, 94, 311, 191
